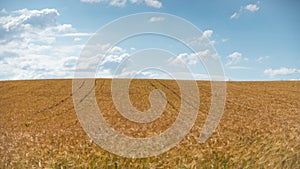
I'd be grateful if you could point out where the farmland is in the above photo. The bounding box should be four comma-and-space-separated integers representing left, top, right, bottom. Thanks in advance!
0, 79, 299, 168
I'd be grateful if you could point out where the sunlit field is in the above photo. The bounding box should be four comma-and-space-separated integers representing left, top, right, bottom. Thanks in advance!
0, 79, 299, 168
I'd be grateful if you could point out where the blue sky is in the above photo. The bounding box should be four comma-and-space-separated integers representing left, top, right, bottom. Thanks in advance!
0, 0, 299, 80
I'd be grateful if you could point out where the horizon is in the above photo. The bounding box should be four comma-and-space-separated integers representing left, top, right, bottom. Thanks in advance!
0, 77, 299, 82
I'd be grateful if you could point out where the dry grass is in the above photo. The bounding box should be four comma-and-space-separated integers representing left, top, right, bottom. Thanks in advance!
0, 79, 299, 168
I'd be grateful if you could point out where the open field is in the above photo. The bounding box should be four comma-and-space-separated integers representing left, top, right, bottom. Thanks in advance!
0, 79, 299, 168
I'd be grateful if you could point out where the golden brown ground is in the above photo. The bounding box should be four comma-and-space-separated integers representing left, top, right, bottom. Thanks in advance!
0, 79, 299, 168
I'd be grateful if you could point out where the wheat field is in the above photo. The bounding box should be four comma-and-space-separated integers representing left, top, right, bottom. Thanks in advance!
0, 79, 299, 168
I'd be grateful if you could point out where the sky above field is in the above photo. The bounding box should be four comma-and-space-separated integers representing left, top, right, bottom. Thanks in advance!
0, 0, 299, 81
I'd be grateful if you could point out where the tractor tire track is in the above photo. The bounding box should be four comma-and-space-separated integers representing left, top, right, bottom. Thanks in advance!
34, 81, 86, 114
154, 79, 199, 110
34, 80, 106, 123
148, 81, 179, 113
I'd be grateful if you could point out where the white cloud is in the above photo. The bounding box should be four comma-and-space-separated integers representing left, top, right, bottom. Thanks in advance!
202, 30, 213, 38
62, 56, 78, 69
169, 50, 213, 66
55, 24, 74, 32
187, 29, 216, 47
226, 52, 242, 65
1, 8, 7, 14
230, 2, 260, 19
230, 12, 239, 19
245, 4, 260, 12
0, 42, 84, 80
110, 0, 127, 7
255, 56, 269, 63
1, 52, 79, 80
0, 8, 89, 44
0, 8, 78, 44
264, 68, 300, 77
116, 70, 161, 79
167, 72, 229, 81
130, 0, 141, 3
0, 8, 89, 80
109, 46, 126, 54
97, 46, 129, 66
148, 16, 165, 22
74, 37, 81, 42
92, 45, 136, 78
95, 67, 112, 78
104, 52, 129, 63
62, 33, 92, 37
13, 8, 59, 28
76, 44, 224, 80
144, 0, 162, 8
